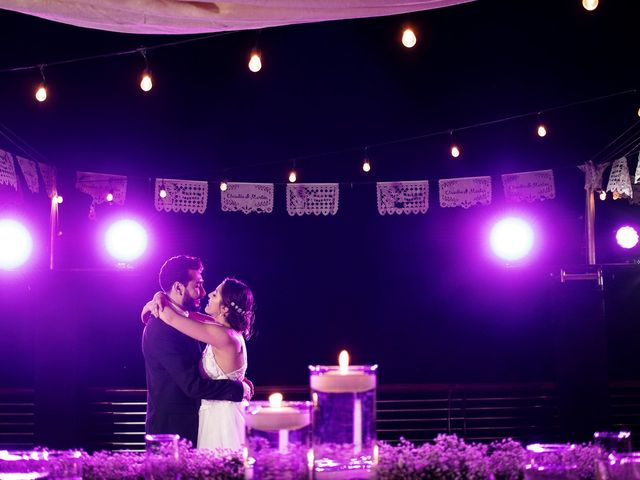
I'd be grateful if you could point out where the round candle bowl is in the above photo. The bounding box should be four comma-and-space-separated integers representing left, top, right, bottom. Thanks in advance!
309, 364, 378, 478
244, 400, 312, 480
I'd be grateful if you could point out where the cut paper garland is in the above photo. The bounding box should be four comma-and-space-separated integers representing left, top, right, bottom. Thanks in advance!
0, 149, 17, 191
439, 176, 492, 209
578, 161, 610, 192
38, 162, 57, 198
606, 157, 633, 199
377, 180, 429, 215
76, 171, 127, 219
155, 178, 208, 214
286, 183, 339, 216
16, 156, 40, 193
502, 169, 555, 202
221, 182, 274, 214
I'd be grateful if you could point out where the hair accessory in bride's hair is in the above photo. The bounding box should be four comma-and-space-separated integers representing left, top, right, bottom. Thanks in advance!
230, 301, 245, 314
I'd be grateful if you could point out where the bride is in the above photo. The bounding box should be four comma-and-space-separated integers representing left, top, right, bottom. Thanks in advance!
144, 277, 254, 451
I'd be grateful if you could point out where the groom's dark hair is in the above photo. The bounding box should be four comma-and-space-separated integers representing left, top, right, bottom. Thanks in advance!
159, 255, 203, 292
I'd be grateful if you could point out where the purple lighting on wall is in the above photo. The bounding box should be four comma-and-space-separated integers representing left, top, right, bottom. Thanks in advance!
104, 219, 148, 262
615, 226, 639, 249
0, 218, 33, 270
490, 217, 535, 262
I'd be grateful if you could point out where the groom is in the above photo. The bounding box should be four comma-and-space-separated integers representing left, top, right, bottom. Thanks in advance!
142, 255, 250, 446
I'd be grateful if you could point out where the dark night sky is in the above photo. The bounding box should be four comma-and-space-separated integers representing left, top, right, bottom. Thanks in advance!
0, 0, 639, 389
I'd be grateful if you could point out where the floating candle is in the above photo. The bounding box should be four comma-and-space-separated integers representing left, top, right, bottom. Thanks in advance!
245, 393, 311, 432
310, 350, 377, 393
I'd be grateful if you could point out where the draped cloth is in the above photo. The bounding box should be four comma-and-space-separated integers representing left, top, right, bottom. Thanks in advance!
0, 0, 474, 34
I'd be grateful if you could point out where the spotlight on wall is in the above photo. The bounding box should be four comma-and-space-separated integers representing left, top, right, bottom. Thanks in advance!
105, 219, 148, 263
490, 217, 535, 262
0, 218, 33, 270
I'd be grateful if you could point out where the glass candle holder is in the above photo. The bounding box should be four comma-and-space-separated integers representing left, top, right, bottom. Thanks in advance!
524, 444, 579, 480
244, 398, 312, 480
594, 431, 632, 454
608, 452, 640, 480
145, 433, 181, 480
0, 450, 50, 479
309, 363, 378, 479
45, 451, 83, 479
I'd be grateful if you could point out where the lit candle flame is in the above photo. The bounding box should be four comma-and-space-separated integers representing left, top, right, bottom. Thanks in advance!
268, 392, 283, 408
338, 350, 350, 371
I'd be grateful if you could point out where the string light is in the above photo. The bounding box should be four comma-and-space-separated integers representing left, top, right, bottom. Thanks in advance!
220, 180, 228, 191
599, 190, 606, 201
106, 192, 114, 202
362, 148, 371, 173
449, 131, 460, 158
159, 183, 167, 198
402, 28, 417, 48
637, 107, 640, 118
35, 65, 47, 102
248, 50, 262, 73
53, 194, 63, 204
139, 49, 153, 92
288, 169, 297, 183
582, 0, 598, 11
537, 124, 547, 137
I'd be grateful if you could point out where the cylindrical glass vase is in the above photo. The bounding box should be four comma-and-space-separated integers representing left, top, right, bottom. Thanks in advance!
244, 400, 313, 480
145, 433, 181, 480
309, 364, 378, 479
524, 444, 579, 480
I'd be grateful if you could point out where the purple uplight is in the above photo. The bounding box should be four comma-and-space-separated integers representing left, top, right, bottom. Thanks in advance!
0, 218, 33, 270
616, 226, 639, 249
489, 217, 535, 262
104, 219, 148, 262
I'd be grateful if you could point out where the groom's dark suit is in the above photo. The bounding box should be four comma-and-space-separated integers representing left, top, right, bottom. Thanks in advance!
142, 315, 244, 445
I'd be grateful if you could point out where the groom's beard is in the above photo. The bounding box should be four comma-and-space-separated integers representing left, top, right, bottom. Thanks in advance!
182, 296, 201, 312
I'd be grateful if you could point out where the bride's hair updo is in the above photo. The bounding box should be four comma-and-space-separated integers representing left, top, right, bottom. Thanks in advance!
220, 277, 255, 339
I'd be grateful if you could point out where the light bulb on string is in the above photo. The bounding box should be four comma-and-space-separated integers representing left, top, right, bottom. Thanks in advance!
449, 131, 460, 158
636, 106, 640, 118
537, 124, 547, 137
402, 28, 417, 48
599, 190, 607, 201
138, 49, 153, 92
35, 65, 47, 102
362, 148, 372, 173
582, 0, 598, 11
53, 194, 63, 204
288, 169, 297, 183
248, 50, 262, 73
220, 181, 228, 192
140, 69, 153, 92
159, 184, 167, 199
106, 192, 114, 202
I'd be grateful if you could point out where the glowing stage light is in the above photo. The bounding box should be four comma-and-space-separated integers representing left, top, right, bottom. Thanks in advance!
490, 217, 535, 261
402, 28, 417, 48
0, 219, 33, 270
105, 219, 148, 262
616, 226, 639, 249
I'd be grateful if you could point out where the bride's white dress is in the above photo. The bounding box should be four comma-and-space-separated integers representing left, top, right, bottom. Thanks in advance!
197, 336, 247, 451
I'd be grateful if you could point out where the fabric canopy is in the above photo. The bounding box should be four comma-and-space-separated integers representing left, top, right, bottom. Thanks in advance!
0, 0, 474, 35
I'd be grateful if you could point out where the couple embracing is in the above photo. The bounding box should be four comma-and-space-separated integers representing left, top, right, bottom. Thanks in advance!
141, 255, 255, 450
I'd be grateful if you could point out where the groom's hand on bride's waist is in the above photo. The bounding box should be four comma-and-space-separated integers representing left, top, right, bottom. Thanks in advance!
242, 378, 254, 401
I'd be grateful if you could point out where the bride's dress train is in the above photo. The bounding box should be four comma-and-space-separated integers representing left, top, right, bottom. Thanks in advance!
197, 338, 247, 450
